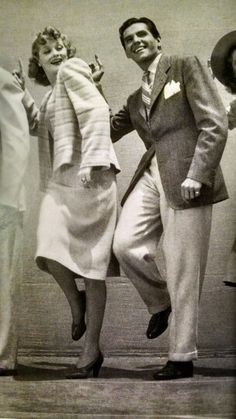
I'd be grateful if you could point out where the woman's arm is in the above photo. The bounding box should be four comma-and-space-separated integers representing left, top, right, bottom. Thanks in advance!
22, 89, 40, 135
12, 62, 40, 136
60, 58, 112, 170
88, 56, 134, 142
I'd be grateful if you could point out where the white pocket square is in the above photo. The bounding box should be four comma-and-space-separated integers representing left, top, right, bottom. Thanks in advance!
164, 80, 181, 99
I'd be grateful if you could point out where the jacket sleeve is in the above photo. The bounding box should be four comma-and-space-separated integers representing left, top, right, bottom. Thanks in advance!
0, 73, 30, 208
22, 88, 40, 136
110, 103, 134, 142
227, 99, 236, 130
183, 56, 228, 186
60, 58, 112, 169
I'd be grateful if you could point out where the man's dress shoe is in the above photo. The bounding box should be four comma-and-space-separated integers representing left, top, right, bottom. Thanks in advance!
153, 361, 193, 380
146, 306, 171, 339
0, 368, 17, 376
223, 280, 236, 287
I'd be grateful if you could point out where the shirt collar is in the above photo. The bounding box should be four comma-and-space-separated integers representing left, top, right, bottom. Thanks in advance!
148, 53, 162, 75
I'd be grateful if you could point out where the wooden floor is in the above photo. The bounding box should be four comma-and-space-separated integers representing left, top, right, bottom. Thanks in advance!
0, 355, 235, 418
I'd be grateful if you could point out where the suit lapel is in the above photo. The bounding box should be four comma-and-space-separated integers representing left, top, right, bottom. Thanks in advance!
137, 55, 171, 120
131, 87, 146, 121
150, 55, 171, 108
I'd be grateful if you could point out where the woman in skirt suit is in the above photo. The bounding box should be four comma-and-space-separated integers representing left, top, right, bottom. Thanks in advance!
16, 26, 120, 377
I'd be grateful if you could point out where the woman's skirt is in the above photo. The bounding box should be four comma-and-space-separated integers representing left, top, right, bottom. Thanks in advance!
36, 167, 118, 280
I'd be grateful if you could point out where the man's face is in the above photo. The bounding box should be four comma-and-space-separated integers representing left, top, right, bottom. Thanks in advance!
123, 22, 161, 68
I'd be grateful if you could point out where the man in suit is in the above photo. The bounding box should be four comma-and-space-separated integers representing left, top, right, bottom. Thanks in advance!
0, 66, 30, 375
109, 17, 228, 379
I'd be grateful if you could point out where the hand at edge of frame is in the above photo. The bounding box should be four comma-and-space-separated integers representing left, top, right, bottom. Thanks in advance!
12, 59, 25, 90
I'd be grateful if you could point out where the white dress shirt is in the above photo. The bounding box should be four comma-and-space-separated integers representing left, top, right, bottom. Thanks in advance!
146, 52, 162, 89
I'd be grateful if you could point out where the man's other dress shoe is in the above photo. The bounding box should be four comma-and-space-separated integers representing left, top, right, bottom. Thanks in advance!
153, 361, 193, 380
0, 368, 17, 376
146, 306, 171, 339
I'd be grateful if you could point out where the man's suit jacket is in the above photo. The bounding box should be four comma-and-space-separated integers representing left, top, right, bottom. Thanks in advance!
111, 55, 228, 209
0, 67, 30, 210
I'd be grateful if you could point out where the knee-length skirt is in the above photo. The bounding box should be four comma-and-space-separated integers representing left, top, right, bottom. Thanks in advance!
36, 167, 118, 280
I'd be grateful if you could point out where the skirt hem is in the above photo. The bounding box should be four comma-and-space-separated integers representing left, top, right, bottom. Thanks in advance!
35, 255, 107, 281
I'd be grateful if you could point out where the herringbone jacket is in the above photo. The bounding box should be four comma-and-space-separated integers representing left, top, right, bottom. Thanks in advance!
111, 55, 228, 209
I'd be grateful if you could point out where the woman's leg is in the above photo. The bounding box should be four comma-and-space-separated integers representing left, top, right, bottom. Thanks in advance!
76, 278, 106, 367
46, 259, 84, 326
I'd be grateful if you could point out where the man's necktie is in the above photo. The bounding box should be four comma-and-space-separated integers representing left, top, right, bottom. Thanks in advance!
142, 71, 152, 114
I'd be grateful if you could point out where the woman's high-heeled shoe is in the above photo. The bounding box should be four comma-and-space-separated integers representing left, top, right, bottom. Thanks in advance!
66, 352, 104, 379
72, 290, 86, 341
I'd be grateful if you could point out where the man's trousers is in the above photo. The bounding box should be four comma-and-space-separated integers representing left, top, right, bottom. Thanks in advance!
0, 205, 23, 369
113, 156, 212, 361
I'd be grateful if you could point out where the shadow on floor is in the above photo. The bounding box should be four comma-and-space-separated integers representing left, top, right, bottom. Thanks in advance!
13, 361, 236, 381
194, 366, 236, 377
14, 362, 158, 381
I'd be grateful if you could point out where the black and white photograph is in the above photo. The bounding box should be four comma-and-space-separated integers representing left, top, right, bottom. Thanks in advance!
0, 0, 235, 417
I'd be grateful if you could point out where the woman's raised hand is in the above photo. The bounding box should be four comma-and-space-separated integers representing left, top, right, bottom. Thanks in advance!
89, 55, 104, 84
12, 59, 25, 90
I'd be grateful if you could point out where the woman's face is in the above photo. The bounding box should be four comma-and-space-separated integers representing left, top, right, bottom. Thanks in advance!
231, 50, 236, 77
38, 37, 68, 84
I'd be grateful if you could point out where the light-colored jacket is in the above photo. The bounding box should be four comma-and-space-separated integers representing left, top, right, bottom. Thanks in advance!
111, 55, 228, 209
0, 67, 30, 210
23, 57, 120, 191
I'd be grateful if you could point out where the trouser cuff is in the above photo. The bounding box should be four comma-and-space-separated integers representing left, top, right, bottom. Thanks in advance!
168, 350, 197, 362
148, 301, 171, 315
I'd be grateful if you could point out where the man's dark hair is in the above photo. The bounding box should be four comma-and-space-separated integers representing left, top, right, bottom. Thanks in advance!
119, 17, 161, 49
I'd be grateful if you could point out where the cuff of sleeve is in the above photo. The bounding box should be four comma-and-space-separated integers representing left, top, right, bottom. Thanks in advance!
80, 161, 111, 170
187, 170, 215, 187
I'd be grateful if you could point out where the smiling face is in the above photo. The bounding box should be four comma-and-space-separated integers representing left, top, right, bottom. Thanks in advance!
38, 37, 68, 85
123, 22, 161, 70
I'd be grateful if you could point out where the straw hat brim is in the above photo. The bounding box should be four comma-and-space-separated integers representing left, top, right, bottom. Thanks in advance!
210, 31, 236, 86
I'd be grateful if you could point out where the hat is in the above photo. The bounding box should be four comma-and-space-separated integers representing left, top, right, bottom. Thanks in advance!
210, 31, 236, 86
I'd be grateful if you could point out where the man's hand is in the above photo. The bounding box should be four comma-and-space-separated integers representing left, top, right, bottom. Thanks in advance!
78, 167, 93, 188
12, 59, 25, 90
181, 178, 202, 201
89, 55, 104, 84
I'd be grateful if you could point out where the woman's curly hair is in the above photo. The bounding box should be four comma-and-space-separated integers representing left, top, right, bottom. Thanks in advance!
28, 26, 76, 86
223, 45, 236, 94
